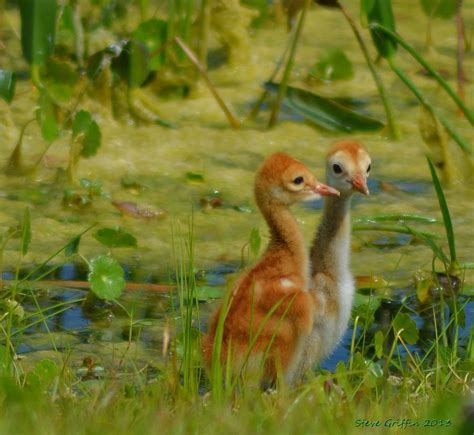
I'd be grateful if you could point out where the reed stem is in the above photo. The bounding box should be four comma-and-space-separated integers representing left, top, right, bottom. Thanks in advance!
338, 2, 400, 139
268, 0, 311, 127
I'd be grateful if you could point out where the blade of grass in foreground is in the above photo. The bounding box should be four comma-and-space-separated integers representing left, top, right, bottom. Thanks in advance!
427, 158, 458, 274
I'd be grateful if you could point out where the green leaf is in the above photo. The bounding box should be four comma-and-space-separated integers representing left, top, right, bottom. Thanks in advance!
352, 293, 381, 328
427, 158, 457, 268
21, 207, 31, 256
192, 286, 223, 301
132, 19, 168, 71
72, 110, 101, 157
19, 0, 57, 66
249, 227, 261, 257
310, 49, 354, 81
353, 292, 382, 311
94, 227, 137, 248
374, 330, 384, 358
266, 83, 384, 132
36, 92, 59, 142
361, 0, 376, 16
0, 70, 16, 103
88, 255, 125, 300
420, 0, 457, 19
112, 39, 150, 88
363, 0, 397, 59
393, 313, 419, 345
65, 235, 81, 257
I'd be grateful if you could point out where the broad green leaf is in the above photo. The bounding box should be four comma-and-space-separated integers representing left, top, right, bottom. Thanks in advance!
21, 207, 31, 256
374, 330, 384, 358
94, 227, 137, 248
310, 49, 354, 81
88, 255, 125, 300
353, 292, 382, 311
427, 158, 457, 268
352, 293, 381, 328
249, 227, 261, 257
266, 83, 384, 132
19, 0, 57, 66
132, 19, 167, 71
36, 92, 59, 142
65, 235, 81, 257
363, 0, 397, 59
420, 0, 457, 19
72, 110, 101, 157
112, 39, 150, 88
393, 313, 419, 345
0, 70, 16, 103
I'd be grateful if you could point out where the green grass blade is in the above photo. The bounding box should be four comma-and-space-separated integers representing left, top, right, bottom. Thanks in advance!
352, 223, 439, 239
371, 23, 474, 125
354, 213, 438, 224
427, 158, 458, 270
389, 60, 471, 154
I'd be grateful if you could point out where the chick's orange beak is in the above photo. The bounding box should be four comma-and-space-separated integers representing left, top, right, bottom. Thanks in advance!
313, 182, 340, 197
351, 174, 369, 195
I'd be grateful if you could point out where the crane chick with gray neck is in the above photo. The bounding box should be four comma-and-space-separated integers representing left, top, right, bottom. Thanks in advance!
296, 140, 371, 378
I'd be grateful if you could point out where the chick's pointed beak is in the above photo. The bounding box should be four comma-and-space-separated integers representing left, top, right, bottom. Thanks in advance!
351, 174, 369, 195
313, 182, 340, 197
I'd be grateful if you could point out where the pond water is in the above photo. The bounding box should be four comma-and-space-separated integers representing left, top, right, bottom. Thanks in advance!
0, 1, 473, 376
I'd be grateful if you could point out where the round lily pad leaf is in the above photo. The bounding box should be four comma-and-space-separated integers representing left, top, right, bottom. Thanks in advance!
88, 255, 125, 300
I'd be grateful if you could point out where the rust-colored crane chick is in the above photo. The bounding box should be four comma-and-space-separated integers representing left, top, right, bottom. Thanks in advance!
202, 152, 339, 386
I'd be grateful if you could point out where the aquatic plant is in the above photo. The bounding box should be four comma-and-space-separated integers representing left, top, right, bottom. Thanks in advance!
364, 0, 472, 154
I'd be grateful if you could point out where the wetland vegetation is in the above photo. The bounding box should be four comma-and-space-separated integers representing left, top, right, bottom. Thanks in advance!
0, 0, 473, 433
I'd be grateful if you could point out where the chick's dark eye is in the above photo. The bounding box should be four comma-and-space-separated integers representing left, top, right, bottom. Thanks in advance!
332, 164, 343, 174
293, 176, 304, 185
367, 164, 371, 173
